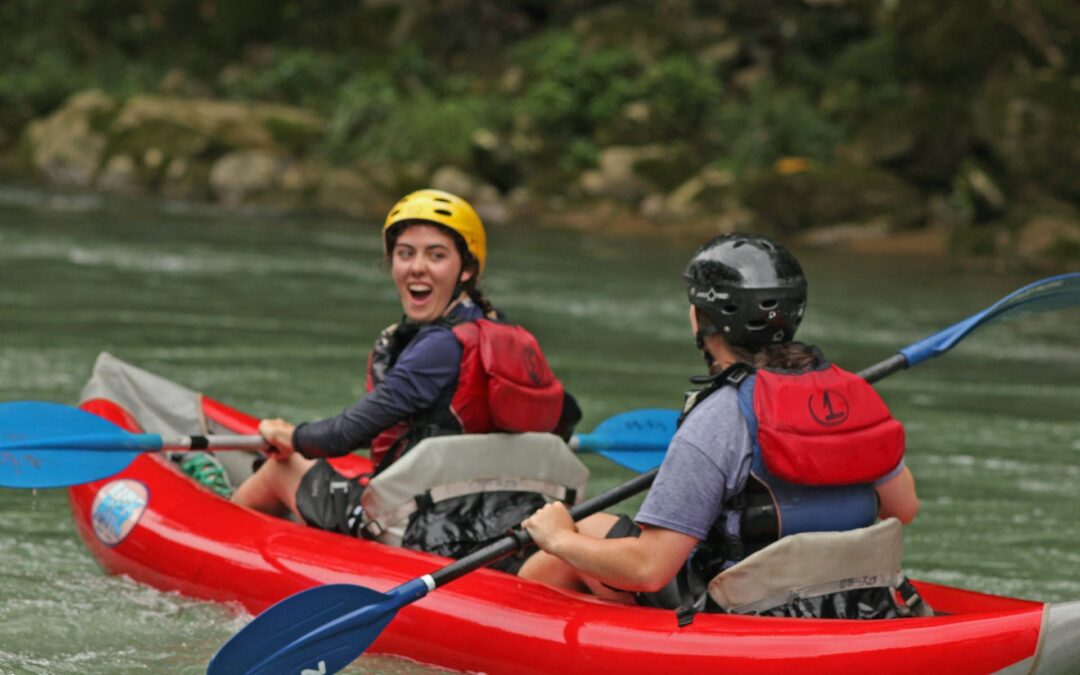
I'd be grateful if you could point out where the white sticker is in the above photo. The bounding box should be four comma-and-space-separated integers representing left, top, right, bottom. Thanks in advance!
91, 479, 149, 546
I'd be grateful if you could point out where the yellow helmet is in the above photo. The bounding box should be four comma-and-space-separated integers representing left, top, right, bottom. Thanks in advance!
383, 189, 487, 274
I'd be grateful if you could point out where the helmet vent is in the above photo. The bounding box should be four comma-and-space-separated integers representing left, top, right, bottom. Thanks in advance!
434, 208, 453, 216
389, 209, 401, 218
760, 299, 779, 310
721, 304, 738, 315
746, 320, 767, 331
434, 197, 451, 203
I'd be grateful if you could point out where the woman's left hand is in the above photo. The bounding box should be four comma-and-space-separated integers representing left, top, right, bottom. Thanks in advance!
522, 501, 577, 554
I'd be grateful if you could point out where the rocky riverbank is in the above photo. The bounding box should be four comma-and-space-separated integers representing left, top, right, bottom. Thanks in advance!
11, 86, 1077, 270
3, 2, 1078, 270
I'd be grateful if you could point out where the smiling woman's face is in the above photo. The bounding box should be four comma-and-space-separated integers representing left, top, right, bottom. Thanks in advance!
390, 223, 472, 323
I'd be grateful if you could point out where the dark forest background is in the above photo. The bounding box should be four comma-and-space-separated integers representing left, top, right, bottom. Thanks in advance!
2, 0, 1077, 267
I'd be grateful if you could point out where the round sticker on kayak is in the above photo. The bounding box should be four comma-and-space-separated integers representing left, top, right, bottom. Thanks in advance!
91, 479, 149, 547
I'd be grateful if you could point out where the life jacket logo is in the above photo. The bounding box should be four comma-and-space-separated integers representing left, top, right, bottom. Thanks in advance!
808, 389, 849, 427
90, 479, 149, 547
523, 346, 544, 386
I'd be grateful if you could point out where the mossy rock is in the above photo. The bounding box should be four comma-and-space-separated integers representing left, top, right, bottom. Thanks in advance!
108, 96, 325, 159
1016, 213, 1080, 269
21, 90, 118, 186
263, 113, 326, 153
632, 144, 701, 193
738, 163, 924, 233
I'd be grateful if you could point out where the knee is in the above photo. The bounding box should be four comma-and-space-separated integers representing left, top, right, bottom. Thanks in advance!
576, 512, 620, 538
519, 551, 582, 592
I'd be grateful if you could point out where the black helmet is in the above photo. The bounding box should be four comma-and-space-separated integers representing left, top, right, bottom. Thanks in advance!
683, 233, 807, 349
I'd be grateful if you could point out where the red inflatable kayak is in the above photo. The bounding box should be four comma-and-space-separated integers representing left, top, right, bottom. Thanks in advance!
68, 391, 1080, 674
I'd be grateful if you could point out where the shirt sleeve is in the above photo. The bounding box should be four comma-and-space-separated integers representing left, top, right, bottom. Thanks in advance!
873, 457, 906, 486
635, 388, 754, 541
293, 326, 463, 458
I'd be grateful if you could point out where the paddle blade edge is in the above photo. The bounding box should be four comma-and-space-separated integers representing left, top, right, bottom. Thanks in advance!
208, 584, 393, 675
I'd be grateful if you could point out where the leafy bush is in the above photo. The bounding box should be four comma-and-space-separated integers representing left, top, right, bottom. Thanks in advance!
637, 55, 724, 138
329, 83, 501, 167
221, 48, 353, 109
513, 32, 640, 136
820, 33, 906, 125
0, 47, 83, 128
706, 79, 843, 174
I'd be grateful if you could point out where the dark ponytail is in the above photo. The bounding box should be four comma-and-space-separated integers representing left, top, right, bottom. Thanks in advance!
696, 308, 819, 373
730, 342, 821, 371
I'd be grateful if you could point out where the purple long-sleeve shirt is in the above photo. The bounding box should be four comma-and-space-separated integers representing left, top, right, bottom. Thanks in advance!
293, 302, 485, 458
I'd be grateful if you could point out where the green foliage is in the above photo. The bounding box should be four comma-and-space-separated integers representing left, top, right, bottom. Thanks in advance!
637, 55, 724, 137
330, 84, 501, 167
2, 0, 1077, 231
707, 80, 843, 174
820, 32, 907, 125
325, 73, 402, 160
0, 47, 82, 127
562, 138, 600, 173
221, 49, 353, 110
513, 34, 725, 141
513, 32, 640, 136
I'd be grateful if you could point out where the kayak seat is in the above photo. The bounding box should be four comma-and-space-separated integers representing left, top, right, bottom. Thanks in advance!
707, 518, 933, 618
357, 432, 589, 560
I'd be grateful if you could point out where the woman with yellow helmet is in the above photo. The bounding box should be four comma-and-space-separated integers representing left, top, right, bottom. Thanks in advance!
232, 189, 580, 570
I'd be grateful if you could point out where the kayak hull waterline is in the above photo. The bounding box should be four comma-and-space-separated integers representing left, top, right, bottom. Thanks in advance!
67, 395, 1080, 675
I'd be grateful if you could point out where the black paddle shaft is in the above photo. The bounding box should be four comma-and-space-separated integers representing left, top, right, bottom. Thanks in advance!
858, 353, 908, 385
427, 349, 909, 591
429, 469, 659, 589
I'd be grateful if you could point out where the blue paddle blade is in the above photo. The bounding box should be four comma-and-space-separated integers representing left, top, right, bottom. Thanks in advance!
574, 408, 678, 472
0, 402, 144, 488
208, 584, 397, 675
902, 272, 1080, 367
595, 448, 668, 473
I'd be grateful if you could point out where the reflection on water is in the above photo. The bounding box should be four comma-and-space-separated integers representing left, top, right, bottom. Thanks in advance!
1, 184, 1078, 673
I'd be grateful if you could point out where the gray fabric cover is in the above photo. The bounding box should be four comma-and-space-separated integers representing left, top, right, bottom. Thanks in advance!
80, 352, 209, 435
362, 432, 590, 546
708, 518, 906, 613
79, 351, 256, 485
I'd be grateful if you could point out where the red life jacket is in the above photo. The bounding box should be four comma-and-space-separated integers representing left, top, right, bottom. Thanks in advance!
367, 318, 565, 468
751, 364, 905, 486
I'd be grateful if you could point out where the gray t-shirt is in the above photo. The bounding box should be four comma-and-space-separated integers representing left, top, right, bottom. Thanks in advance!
635, 386, 754, 541
635, 380, 907, 543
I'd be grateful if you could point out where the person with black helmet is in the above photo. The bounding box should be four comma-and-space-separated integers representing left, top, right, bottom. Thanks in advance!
521, 233, 918, 619
232, 189, 581, 562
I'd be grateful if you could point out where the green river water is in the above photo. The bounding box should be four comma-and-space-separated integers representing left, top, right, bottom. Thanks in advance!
0, 184, 1078, 674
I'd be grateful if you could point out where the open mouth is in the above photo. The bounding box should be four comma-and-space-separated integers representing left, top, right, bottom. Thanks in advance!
408, 284, 433, 303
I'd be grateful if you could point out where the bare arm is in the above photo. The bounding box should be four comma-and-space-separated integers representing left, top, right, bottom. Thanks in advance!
523, 502, 699, 593
876, 465, 919, 523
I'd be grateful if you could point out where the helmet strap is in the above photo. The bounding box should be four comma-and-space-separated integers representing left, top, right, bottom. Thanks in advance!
444, 262, 469, 316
